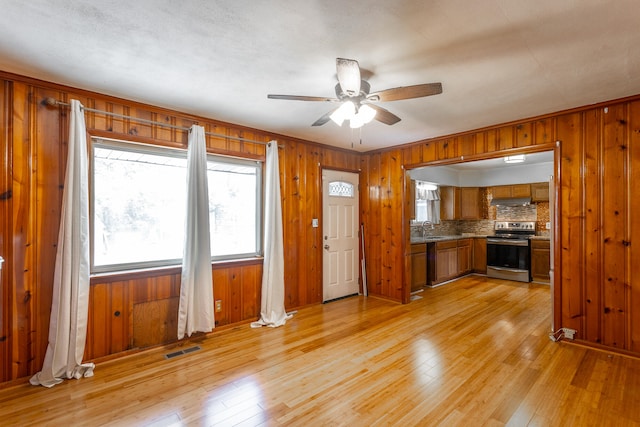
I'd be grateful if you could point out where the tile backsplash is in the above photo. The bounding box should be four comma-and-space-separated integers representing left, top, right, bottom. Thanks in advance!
495, 204, 537, 221
410, 203, 551, 238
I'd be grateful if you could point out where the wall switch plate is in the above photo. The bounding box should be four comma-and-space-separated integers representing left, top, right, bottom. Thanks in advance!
312, 218, 318, 228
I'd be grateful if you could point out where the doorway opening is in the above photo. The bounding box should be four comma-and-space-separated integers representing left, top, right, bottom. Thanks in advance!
405, 145, 560, 331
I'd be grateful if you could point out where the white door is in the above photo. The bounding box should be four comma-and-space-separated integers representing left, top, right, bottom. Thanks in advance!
322, 170, 359, 302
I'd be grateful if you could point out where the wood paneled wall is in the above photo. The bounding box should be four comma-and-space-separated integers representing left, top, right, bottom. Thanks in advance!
360, 97, 640, 356
0, 73, 359, 383
3, 69, 640, 384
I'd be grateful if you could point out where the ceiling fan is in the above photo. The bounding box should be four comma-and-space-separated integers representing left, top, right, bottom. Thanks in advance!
267, 58, 442, 128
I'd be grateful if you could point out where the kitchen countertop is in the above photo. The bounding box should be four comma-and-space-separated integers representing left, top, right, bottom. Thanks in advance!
411, 234, 550, 243
411, 234, 490, 244
529, 235, 551, 240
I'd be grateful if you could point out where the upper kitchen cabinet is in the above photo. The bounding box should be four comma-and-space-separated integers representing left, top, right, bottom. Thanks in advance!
460, 187, 482, 219
441, 186, 484, 220
440, 186, 460, 220
491, 184, 531, 199
531, 182, 550, 202
440, 186, 484, 220
409, 179, 416, 220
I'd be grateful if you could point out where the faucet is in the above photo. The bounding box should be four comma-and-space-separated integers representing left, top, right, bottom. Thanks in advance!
421, 220, 434, 237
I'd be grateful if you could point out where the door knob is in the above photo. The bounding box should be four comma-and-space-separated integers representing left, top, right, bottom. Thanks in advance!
324, 244, 330, 250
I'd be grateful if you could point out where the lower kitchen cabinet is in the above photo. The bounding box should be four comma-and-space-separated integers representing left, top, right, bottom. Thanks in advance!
457, 239, 472, 274
427, 238, 473, 286
411, 243, 427, 292
531, 239, 551, 283
435, 241, 458, 282
473, 237, 487, 273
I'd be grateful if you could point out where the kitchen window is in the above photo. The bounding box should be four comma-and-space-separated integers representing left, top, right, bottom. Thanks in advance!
415, 181, 440, 224
91, 137, 261, 273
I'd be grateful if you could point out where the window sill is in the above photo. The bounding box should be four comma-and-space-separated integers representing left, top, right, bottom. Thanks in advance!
90, 257, 264, 285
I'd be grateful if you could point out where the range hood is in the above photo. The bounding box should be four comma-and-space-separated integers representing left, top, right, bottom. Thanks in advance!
490, 197, 531, 207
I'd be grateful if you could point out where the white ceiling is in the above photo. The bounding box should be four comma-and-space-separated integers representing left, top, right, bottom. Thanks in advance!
1, 1, 639, 152
443, 151, 553, 171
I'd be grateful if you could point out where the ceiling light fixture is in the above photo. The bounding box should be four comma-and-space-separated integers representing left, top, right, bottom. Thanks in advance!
329, 101, 356, 126
330, 102, 377, 128
504, 154, 525, 164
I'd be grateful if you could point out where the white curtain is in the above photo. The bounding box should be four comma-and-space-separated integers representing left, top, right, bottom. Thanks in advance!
425, 189, 441, 225
30, 100, 95, 387
177, 125, 214, 339
416, 182, 441, 225
251, 142, 292, 328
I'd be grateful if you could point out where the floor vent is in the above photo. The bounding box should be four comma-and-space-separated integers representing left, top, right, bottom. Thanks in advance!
164, 345, 201, 360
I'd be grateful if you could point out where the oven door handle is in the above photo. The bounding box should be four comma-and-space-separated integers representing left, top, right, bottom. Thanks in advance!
487, 238, 529, 246
488, 266, 528, 273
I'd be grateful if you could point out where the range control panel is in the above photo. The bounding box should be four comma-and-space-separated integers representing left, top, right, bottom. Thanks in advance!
494, 221, 536, 232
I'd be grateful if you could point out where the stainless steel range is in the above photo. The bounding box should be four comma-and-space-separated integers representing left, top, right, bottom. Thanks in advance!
486, 221, 536, 282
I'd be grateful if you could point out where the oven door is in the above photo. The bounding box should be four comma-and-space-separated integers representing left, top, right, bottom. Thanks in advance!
486, 238, 531, 282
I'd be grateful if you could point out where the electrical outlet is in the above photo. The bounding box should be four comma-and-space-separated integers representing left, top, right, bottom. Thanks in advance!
545, 222, 551, 229
562, 327, 577, 340
215, 300, 222, 312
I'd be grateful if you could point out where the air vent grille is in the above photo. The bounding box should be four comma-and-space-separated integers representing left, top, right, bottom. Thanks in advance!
164, 346, 201, 360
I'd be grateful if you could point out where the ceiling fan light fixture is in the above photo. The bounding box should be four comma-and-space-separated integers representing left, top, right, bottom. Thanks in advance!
267, 58, 442, 129
504, 154, 526, 164
349, 114, 364, 129
358, 104, 377, 124
348, 104, 377, 129
330, 101, 356, 126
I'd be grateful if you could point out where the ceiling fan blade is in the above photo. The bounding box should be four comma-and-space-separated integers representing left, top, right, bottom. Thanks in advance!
369, 83, 442, 102
268, 94, 338, 102
366, 104, 401, 125
336, 58, 361, 96
311, 107, 340, 126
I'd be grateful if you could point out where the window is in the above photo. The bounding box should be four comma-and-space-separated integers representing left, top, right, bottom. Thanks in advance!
415, 181, 440, 224
91, 138, 261, 273
328, 180, 355, 198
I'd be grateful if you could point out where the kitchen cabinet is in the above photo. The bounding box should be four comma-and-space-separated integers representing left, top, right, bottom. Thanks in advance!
435, 240, 458, 282
531, 239, 551, 283
531, 182, 550, 202
440, 186, 460, 220
491, 184, 531, 199
491, 185, 512, 199
472, 237, 487, 273
511, 184, 531, 198
411, 243, 427, 292
427, 238, 475, 286
460, 187, 482, 219
441, 186, 483, 220
457, 238, 472, 274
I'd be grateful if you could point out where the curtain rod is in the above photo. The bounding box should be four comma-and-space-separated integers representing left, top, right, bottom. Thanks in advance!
44, 97, 277, 147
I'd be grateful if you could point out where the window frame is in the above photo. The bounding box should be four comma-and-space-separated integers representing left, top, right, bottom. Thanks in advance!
90, 137, 262, 274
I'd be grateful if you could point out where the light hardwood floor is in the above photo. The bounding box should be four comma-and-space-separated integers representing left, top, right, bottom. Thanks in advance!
1, 275, 639, 426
